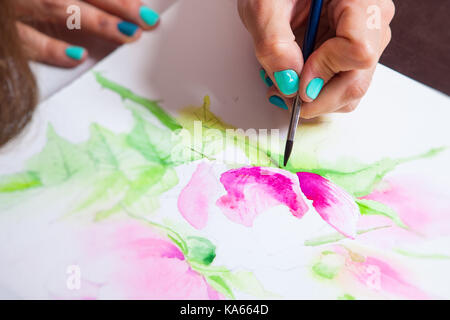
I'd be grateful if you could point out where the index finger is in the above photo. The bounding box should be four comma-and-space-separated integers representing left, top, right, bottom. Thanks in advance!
239, 0, 303, 97
84, 0, 160, 29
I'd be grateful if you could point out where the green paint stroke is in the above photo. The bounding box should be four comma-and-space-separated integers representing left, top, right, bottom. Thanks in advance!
75, 171, 127, 213
177, 96, 281, 167
186, 236, 216, 266
394, 248, 450, 260
303, 147, 446, 198
191, 264, 275, 299
207, 275, 235, 299
94, 72, 182, 131
27, 125, 94, 186
304, 225, 391, 247
0, 171, 42, 192
127, 111, 179, 165
311, 250, 343, 281
96, 167, 179, 221
312, 261, 340, 280
338, 294, 356, 300
73, 121, 180, 219
356, 199, 407, 228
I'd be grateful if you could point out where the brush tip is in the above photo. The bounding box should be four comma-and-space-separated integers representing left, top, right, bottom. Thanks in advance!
283, 140, 293, 167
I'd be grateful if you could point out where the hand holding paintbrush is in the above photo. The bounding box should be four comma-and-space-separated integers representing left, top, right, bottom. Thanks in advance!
238, 0, 395, 163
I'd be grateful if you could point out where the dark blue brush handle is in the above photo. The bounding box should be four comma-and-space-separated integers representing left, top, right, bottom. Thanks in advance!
302, 0, 324, 61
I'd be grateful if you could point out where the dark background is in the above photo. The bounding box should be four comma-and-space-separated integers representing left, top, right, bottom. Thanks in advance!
380, 0, 450, 95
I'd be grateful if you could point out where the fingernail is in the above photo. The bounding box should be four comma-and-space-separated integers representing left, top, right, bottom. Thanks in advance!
269, 96, 288, 110
139, 6, 159, 26
65, 46, 85, 61
259, 69, 273, 87
274, 70, 299, 95
118, 21, 139, 36
306, 78, 324, 100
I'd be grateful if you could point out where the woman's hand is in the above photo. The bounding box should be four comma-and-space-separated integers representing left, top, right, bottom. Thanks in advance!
13, 0, 160, 68
238, 0, 395, 118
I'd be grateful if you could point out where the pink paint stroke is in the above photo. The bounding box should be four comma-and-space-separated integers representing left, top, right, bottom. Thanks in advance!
361, 175, 450, 237
216, 167, 308, 227
178, 163, 220, 229
334, 246, 430, 299
298, 172, 360, 238
58, 221, 223, 300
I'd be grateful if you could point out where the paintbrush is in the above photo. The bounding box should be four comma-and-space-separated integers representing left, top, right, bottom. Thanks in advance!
283, 0, 324, 167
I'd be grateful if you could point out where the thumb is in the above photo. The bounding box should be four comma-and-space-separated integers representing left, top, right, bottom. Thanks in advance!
299, 37, 376, 102
240, 0, 303, 97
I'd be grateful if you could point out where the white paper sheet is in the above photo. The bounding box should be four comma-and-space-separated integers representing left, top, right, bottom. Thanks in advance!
1, 0, 449, 300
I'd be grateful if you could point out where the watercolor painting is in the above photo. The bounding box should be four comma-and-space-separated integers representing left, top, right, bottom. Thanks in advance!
1, 71, 450, 300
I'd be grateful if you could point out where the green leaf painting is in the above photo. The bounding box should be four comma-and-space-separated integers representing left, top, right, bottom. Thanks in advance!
27, 125, 93, 185
186, 236, 217, 266
356, 199, 407, 228
0, 171, 42, 193
301, 147, 446, 198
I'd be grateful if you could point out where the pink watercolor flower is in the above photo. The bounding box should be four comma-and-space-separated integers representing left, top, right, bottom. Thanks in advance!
57, 221, 223, 300
216, 167, 309, 227
210, 167, 359, 237
361, 175, 450, 236
178, 165, 360, 237
331, 246, 431, 299
178, 162, 221, 230
298, 172, 360, 239
353, 174, 450, 249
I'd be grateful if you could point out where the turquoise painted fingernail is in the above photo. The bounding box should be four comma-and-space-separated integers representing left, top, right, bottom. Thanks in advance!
140, 6, 159, 26
269, 96, 288, 110
274, 70, 299, 95
65, 46, 84, 61
259, 69, 273, 87
118, 21, 139, 36
306, 78, 324, 100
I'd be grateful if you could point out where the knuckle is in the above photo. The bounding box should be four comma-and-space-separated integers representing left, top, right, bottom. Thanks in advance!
385, 27, 392, 46
40, 0, 65, 20
255, 40, 289, 62
301, 109, 318, 119
351, 41, 378, 68
117, 0, 139, 11
40, 0, 63, 10
239, 0, 265, 23
247, 0, 266, 16
94, 13, 111, 30
340, 103, 358, 113
339, 0, 358, 8
43, 39, 58, 61
318, 49, 340, 76
345, 78, 370, 101
381, 0, 396, 21
346, 0, 360, 6
336, 0, 359, 15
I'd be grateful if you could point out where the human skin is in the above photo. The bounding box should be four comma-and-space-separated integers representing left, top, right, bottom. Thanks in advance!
11, 0, 160, 68
238, 0, 395, 118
